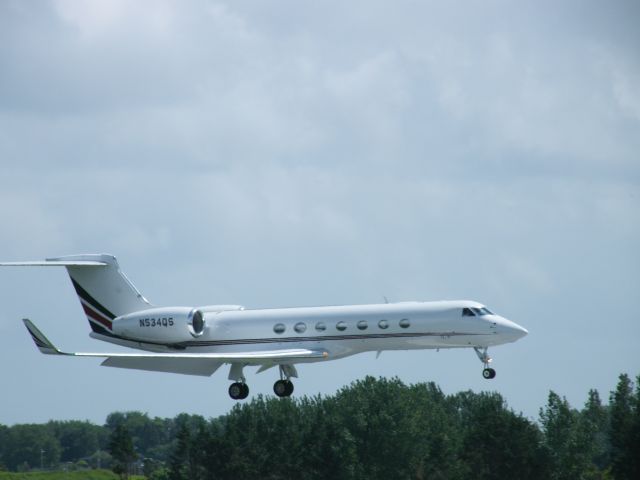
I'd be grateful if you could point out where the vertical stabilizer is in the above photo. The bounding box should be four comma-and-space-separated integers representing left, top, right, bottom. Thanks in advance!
48, 254, 152, 334
1, 254, 152, 335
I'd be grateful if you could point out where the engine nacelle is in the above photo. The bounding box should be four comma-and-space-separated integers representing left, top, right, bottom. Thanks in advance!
197, 304, 245, 313
112, 307, 206, 343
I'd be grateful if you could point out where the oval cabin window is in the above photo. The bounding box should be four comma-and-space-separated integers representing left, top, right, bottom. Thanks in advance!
273, 323, 285, 334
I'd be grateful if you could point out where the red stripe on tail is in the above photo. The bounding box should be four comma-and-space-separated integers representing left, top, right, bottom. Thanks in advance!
81, 302, 113, 330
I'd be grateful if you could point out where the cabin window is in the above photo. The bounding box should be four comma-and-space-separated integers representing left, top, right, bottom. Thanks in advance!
273, 323, 286, 334
315, 322, 326, 332
399, 318, 410, 328
336, 321, 347, 331
462, 308, 475, 317
294, 322, 307, 333
378, 319, 389, 329
357, 320, 368, 330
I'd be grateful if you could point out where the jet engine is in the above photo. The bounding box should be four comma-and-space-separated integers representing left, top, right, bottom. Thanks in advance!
111, 307, 206, 343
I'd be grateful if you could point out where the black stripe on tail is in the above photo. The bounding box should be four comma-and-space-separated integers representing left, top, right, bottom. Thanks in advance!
28, 330, 47, 349
70, 278, 117, 335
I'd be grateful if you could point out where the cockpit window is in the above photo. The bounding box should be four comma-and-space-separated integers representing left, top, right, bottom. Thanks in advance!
472, 307, 494, 316
463, 307, 494, 317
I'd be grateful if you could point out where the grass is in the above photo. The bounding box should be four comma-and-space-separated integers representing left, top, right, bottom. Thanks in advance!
0, 470, 145, 480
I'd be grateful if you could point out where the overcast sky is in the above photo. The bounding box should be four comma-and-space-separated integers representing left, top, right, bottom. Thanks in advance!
1, 0, 638, 426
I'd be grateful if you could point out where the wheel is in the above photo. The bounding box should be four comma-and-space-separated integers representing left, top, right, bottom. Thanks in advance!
239, 383, 249, 399
284, 380, 294, 396
229, 382, 243, 399
229, 382, 249, 400
274, 379, 294, 397
482, 368, 496, 379
274, 380, 289, 397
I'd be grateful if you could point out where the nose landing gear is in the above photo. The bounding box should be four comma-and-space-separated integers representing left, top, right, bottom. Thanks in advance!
482, 367, 496, 379
474, 347, 496, 379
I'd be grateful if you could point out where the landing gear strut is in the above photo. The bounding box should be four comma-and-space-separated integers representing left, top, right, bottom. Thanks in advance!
474, 347, 496, 379
273, 365, 295, 397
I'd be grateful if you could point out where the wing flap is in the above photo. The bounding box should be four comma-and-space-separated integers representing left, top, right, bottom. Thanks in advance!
101, 357, 223, 376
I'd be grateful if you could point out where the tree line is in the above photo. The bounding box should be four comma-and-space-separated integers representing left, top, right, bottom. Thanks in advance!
1, 373, 638, 479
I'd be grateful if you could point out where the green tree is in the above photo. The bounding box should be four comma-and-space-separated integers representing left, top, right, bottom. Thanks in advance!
609, 374, 638, 480
0, 424, 8, 471
456, 391, 548, 480
168, 424, 196, 480
106, 411, 169, 457
47, 420, 105, 462
87, 449, 112, 469
629, 375, 640, 480
108, 423, 137, 479
539, 391, 591, 480
329, 376, 461, 479
577, 389, 610, 477
2, 424, 61, 471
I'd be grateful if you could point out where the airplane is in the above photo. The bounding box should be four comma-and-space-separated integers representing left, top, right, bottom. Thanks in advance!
1, 254, 528, 400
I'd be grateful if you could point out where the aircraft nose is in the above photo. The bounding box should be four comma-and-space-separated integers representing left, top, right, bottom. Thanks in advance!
511, 322, 528, 338
495, 316, 528, 340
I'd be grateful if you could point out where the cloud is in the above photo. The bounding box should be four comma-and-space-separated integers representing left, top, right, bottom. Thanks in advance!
1, 0, 638, 181
0, 0, 638, 424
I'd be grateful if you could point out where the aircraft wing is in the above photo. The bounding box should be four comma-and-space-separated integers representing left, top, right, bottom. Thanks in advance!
23, 318, 329, 369
0, 260, 107, 266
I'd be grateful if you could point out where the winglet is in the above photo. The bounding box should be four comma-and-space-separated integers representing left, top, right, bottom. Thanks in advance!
22, 319, 63, 355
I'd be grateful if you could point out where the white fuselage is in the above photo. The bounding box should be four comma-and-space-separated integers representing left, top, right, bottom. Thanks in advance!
95, 300, 528, 364
4, 254, 528, 395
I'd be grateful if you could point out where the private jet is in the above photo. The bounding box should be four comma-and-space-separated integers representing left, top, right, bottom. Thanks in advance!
0, 254, 528, 399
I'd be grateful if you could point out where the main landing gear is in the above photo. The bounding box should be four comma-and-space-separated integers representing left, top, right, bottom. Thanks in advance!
228, 363, 250, 400
474, 347, 496, 379
273, 365, 295, 398
273, 379, 294, 397
227, 363, 297, 400
228, 382, 249, 400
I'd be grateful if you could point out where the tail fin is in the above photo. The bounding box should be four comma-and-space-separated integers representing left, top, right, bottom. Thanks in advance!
2, 254, 152, 334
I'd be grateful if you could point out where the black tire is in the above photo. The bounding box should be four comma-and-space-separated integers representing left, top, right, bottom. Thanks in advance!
229, 382, 243, 399
274, 380, 288, 397
284, 380, 294, 396
239, 383, 249, 399
482, 368, 496, 379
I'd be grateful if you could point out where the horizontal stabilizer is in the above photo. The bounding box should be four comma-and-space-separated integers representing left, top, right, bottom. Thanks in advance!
23, 319, 61, 355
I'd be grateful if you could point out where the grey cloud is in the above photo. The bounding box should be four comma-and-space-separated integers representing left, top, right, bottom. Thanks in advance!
0, 0, 638, 424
